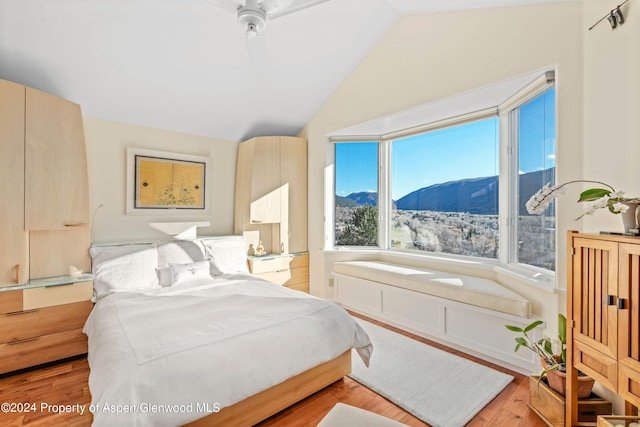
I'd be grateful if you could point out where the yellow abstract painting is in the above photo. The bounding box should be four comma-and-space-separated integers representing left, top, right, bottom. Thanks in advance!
134, 155, 205, 209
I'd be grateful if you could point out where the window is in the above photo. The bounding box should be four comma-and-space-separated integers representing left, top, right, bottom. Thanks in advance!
331, 72, 556, 276
335, 141, 379, 246
510, 87, 556, 271
390, 118, 499, 258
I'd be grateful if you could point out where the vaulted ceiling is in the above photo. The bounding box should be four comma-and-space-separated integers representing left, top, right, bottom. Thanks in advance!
0, 0, 572, 141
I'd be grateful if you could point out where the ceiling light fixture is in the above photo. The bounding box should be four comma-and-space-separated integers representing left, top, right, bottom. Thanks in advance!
589, 0, 630, 30
237, 0, 267, 38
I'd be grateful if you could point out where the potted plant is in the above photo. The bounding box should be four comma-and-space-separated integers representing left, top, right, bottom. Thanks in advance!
506, 314, 595, 398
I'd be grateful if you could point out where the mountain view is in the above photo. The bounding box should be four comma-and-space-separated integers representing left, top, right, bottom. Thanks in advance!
336, 168, 555, 215
335, 168, 556, 270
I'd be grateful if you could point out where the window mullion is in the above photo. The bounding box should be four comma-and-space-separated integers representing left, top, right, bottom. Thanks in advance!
378, 139, 390, 249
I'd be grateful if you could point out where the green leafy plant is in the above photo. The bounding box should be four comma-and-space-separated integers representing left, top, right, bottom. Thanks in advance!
505, 314, 567, 379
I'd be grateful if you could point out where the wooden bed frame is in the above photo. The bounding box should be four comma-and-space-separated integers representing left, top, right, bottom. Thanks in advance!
184, 350, 352, 426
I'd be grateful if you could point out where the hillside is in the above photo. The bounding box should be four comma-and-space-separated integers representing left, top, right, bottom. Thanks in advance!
337, 168, 555, 215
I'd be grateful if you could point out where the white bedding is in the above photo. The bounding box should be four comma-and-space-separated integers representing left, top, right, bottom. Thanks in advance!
84, 273, 372, 427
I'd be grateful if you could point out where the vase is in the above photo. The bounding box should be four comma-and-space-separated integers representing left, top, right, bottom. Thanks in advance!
621, 202, 640, 233
540, 357, 595, 399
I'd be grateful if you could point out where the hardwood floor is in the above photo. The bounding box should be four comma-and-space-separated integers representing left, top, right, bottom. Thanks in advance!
0, 313, 546, 427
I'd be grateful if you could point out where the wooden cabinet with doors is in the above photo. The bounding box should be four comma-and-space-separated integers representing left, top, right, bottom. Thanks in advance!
234, 136, 307, 255
25, 86, 90, 231
567, 231, 640, 426
0, 78, 92, 372
0, 78, 91, 284
0, 79, 29, 286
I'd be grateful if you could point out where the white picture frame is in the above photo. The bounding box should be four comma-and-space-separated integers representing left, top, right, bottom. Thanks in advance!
126, 148, 212, 216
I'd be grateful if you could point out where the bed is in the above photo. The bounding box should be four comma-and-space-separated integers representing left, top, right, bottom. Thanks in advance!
84, 236, 372, 427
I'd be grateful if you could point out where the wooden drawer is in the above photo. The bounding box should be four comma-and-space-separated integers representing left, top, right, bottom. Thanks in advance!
249, 257, 292, 274
574, 339, 618, 392
0, 289, 22, 314
528, 376, 612, 427
598, 415, 640, 427
23, 281, 92, 310
290, 254, 308, 269
256, 266, 308, 291
618, 363, 640, 408
0, 301, 92, 343
0, 328, 87, 374
248, 254, 308, 274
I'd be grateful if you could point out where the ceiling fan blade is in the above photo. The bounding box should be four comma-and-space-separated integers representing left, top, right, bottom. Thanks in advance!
209, 0, 243, 14
245, 29, 269, 71
264, 0, 332, 19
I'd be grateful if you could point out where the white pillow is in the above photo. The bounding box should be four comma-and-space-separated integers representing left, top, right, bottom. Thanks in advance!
90, 244, 159, 299
200, 237, 249, 275
169, 261, 212, 285
157, 240, 206, 286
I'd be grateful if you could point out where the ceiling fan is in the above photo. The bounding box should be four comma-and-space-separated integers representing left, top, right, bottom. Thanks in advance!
211, 0, 332, 38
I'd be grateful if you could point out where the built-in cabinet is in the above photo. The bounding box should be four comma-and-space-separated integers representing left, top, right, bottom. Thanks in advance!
0, 80, 28, 286
25, 87, 90, 231
234, 136, 307, 255
248, 253, 309, 293
0, 78, 92, 373
0, 278, 93, 374
567, 231, 640, 426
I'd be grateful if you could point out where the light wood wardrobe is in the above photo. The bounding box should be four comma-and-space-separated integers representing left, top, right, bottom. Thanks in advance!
234, 136, 309, 292
0, 78, 93, 374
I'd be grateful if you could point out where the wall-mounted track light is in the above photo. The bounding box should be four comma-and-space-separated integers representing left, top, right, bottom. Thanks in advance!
589, 0, 630, 30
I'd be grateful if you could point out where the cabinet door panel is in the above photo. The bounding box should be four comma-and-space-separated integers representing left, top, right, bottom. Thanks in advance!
0, 80, 28, 286
572, 237, 618, 360
25, 87, 90, 230
619, 243, 640, 371
249, 137, 281, 224
280, 137, 307, 254
29, 228, 91, 279
573, 339, 618, 392
618, 363, 640, 408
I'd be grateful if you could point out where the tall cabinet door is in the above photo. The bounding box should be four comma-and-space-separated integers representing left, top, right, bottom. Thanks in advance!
0, 80, 28, 286
280, 137, 307, 254
618, 243, 640, 406
571, 236, 619, 391
249, 137, 281, 225
24, 87, 90, 230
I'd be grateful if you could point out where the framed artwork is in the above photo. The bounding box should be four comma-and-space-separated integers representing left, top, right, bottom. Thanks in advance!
126, 148, 212, 215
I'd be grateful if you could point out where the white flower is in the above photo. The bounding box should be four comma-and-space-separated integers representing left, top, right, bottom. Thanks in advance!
611, 202, 630, 213
526, 182, 561, 215
594, 195, 610, 209
526, 179, 639, 220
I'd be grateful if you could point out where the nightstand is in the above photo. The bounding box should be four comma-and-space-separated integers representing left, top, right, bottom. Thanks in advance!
248, 253, 309, 293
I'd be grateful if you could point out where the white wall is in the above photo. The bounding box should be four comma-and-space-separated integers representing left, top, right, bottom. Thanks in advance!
300, 2, 584, 327
84, 118, 238, 242
582, 0, 640, 233
580, 0, 640, 412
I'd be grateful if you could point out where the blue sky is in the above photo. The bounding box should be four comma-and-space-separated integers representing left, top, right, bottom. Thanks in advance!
335, 87, 555, 200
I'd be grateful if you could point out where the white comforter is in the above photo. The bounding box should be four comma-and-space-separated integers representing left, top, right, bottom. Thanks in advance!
83, 274, 372, 427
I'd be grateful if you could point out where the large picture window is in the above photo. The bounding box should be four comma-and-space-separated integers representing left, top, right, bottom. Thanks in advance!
331, 72, 556, 276
391, 118, 499, 258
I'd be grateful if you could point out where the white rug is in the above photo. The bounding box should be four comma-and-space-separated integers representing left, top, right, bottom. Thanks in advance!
350, 318, 513, 427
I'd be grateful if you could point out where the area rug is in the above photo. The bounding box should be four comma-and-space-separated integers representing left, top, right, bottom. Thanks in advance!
349, 318, 513, 427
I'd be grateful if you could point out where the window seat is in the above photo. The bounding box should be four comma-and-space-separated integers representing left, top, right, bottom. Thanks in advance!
332, 260, 540, 374
333, 261, 531, 318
